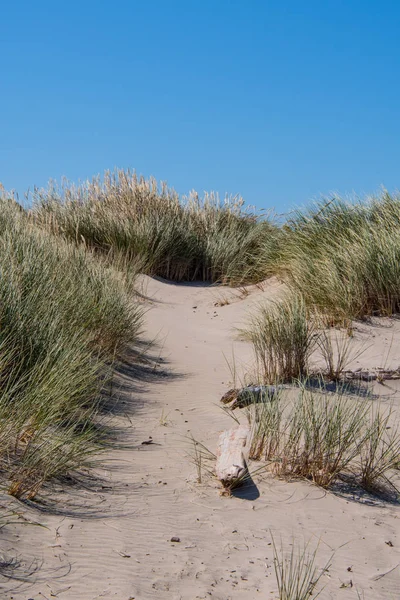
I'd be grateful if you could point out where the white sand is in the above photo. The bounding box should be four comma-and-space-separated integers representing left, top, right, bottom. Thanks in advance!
1, 276, 400, 599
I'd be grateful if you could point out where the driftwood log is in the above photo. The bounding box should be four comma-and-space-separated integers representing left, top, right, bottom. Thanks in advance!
220, 385, 283, 410
215, 425, 250, 488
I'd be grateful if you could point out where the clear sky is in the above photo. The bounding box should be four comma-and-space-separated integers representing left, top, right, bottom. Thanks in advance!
1, 0, 399, 212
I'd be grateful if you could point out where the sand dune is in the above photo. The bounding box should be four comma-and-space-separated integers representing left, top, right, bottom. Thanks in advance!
1, 276, 400, 599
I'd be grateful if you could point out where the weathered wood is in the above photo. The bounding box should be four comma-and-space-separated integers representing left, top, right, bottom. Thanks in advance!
215, 425, 250, 487
220, 385, 283, 409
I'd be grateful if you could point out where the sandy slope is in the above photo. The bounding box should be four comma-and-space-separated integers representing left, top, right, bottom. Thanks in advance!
1, 277, 400, 600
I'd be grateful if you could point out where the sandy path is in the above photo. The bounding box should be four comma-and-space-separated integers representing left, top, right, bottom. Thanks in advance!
1, 277, 400, 599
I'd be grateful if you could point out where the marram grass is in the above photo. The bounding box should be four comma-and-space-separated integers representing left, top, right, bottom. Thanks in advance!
0, 197, 142, 498
4, 175, 400, 499
32, 169, 279, 285
248, 385, 400, 494
273, 192, 400, 322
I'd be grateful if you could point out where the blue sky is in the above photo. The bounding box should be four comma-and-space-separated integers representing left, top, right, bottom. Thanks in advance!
1, 1, 399, 212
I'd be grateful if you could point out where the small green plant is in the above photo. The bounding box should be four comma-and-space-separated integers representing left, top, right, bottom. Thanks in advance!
159, 409, 170, 427
357, 406, 400, 493
316, 327, 369, 381
272, 535, 330, 600
188, 435, 216, 484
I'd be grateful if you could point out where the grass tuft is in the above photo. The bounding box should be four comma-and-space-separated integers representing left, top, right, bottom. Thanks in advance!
242, 293, 316, 383
272, 535, 330, 600
248, 385, 400, 493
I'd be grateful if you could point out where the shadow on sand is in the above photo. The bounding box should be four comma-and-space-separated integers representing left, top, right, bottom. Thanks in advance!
0, 550, 72, 596
303, 375, 380, 399
231, 474, 260, 501
14, 338, 185, 518
330, 476, 400, 507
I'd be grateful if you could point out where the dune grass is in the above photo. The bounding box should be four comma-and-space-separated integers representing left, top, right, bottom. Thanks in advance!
243, 289, 371, 384
241, 192, 400, 496
243, 293, 316, 383
32, 169, 278, 285
33, 181, 400, 317
357, 405, 400, 493
272, 192, 400, 323
272, 535, 329, 600
7, 173, 400, 499
248, 386, 400, 494
0, 198, 142, 499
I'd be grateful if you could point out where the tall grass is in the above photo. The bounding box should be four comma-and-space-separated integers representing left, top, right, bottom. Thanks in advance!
248, 386, 400, 493
273, 192, 400, 322
34, 183, 400, 314
243, 293, 316, 383
315, 327, 369, 381
32, 169, 278, 285
9, 175, 400, 498
357, 406, 400, 493
0, 198, 141, 499
249, 391, 286, 461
